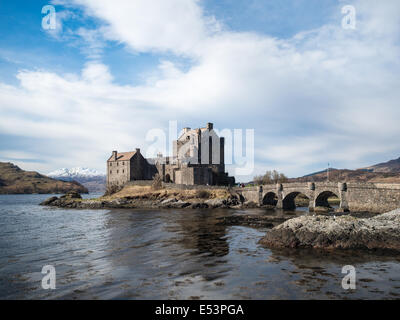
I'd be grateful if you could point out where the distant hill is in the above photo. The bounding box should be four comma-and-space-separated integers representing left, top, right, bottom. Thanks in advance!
0, 162, 88, 194
364, 157, 400, 173
47, 167, 106, 193
301, 168, 338, 177
291, 156, 400, 183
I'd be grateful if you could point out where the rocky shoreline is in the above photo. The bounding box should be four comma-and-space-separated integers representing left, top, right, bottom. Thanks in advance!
40, 191, 254, 210
259, 208, 400, 251
217, 215, 289, 228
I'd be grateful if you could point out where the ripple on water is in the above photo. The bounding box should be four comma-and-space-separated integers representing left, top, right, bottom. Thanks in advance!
1, 195, 400, 299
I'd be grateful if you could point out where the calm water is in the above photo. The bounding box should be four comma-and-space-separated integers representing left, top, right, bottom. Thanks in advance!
1, 194, 400, 300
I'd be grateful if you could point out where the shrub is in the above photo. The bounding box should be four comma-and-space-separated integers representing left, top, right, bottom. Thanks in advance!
152, 173, 163, 190
104, 184, 122, 196
196, 189, 211, 199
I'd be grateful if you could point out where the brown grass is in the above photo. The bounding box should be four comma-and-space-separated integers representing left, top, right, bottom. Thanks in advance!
196, 189, 211, 199
103, 185, 231, 201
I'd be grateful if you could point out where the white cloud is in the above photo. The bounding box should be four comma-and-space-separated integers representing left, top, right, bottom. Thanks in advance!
58, 0, 220, 56
1, 0, 400, 178
75, 27, 107, 60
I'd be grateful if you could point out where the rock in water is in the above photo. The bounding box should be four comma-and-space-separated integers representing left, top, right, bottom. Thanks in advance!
205, 199, 226, 208
60, 191, 82, 199
314, 206, 331, 213
40, 196, 59, 205
259, 209, 400, 251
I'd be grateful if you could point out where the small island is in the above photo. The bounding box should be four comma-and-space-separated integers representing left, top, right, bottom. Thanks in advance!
0, 162, 88, 194
40, 183, 243, 209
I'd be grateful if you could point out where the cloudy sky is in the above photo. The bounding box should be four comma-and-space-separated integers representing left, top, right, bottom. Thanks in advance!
0, 0, 399, 181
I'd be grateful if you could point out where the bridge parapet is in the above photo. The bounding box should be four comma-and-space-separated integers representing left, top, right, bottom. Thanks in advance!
347, 182, 400, 190
234, 182, 400, 213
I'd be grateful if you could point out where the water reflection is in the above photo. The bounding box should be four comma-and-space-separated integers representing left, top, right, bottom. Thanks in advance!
165, 209, 229, 257
1, 195, 400, 300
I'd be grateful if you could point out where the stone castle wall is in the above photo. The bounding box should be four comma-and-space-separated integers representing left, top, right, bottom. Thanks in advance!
107, 161, 130, 187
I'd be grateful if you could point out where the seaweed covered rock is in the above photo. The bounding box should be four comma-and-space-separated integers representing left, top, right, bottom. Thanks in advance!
259, 209, 400, 251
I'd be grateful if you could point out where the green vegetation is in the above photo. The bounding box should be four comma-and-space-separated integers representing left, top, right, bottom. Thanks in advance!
0, 162, 88, 194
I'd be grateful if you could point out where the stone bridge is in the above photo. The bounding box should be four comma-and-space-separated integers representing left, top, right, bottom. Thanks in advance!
233, 182, 400, 213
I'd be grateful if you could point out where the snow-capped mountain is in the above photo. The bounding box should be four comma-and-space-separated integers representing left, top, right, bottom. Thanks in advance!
47, 167, 106, 193
48, 167, 105, 179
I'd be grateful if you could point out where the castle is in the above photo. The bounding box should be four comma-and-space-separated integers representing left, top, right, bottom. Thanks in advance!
107, 123, 235, 188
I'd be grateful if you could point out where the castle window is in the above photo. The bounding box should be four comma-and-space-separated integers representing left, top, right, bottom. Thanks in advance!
122, 170, 124, 173
117, 170, 119, 174
110, 170, 112, 174
122, 162, 124, 165
117, 162, 119, 166
110, 163, 112, 167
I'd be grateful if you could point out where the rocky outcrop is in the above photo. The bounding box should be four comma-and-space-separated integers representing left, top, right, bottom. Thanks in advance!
40, 192, 242, 209
217, 215, 288, 228
259, 209, 400, 251
40, 196, 59, 206
205, 198, 227, 208
40, 191, 84, 208
60, 191, 82, 199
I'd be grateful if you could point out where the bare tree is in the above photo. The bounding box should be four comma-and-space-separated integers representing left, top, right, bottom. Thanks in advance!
152, 173, 163, 190
253, 170, 288, 185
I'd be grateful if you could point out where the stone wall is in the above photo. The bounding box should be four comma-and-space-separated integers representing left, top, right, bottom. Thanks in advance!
130, 153, 156, 180
175, 167, 194, 185
346, 183, 400, 213
126, 180, 154, 187
126, 180, 229, 190
163, 183, 229, 190
234, 182, 400, 213
107, 160, 130, 187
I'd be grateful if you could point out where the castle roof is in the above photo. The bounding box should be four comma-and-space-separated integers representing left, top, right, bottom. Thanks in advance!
107, 151, 137, 161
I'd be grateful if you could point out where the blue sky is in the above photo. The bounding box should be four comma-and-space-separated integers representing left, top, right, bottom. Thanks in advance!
0, 0, 339, 84
0, 0, 399, 181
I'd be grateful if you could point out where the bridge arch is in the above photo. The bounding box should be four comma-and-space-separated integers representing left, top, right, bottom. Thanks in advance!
262, 192, 278, 206
315, 191, 339, 208
282, 191, 310, 210
232, 192, 246, 204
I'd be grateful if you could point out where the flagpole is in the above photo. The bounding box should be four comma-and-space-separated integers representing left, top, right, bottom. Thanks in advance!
327, 163, 330, 182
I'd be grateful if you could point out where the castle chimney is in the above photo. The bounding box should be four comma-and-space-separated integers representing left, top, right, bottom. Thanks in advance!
112, 150, 117, 160
135, 148, 140, 154
207, 123, 213, 130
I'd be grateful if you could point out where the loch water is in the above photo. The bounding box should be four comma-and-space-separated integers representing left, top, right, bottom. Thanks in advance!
1, 194, 400, 300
